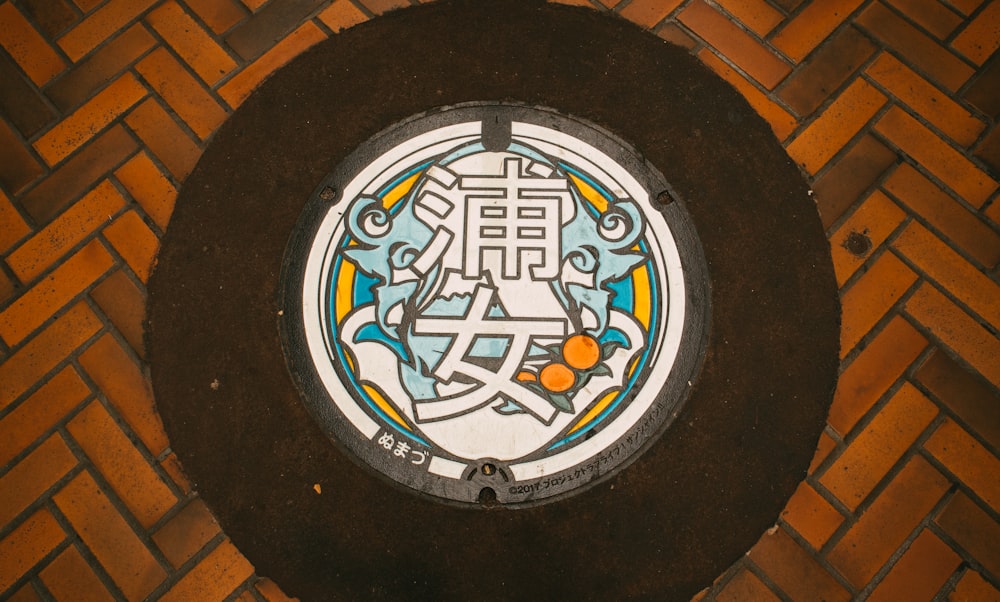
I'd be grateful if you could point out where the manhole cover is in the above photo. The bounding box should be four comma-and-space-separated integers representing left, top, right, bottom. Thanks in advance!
279, 104, 708, 505
148, 1, 839, 599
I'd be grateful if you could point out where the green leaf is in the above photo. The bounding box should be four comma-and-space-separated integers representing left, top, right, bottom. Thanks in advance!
548, 394, 573, 413
601, 341, 622, 359
589, 363, 612, 378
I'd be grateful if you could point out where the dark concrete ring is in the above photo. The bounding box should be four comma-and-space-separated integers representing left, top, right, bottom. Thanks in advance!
148, 1, 839, 599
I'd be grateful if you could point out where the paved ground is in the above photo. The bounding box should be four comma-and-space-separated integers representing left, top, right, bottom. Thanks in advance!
0, 0, 997, 600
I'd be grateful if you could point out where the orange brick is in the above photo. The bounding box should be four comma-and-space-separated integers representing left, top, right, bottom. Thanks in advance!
771, 0, 864, 62
102, 210, 158, 282
159, 452, 192, 494
828, 456, 950, 588
935, 493, 1000, 578
884, 164, 1000, 267
838, 251, 918, 355
255, 578, 298, 602
90, 269, 146, 357
819, 383, 937, 509
46, 23, 157, 112
39, 545, 115, 602
20, 125, 137, 225
182, 0, 246, 35
656, 22, 698, 50
359, 0, 409, 15
0, 510, 65, 593
678, 0, 790, 89
0, 189, 30, 255
57, 0, 159, 61
0, 367, 89, 467
79, 334, 169, 455
867, 529, 961, 602
810, 430, 838, 474
786, 79, 886, 175
0, 434, 77, 527
856, 2, 974, 92
241, 0, 268, 12
72, 0, 104, 13
218, 21, 327, 108
915, 349, 1000, 450
0, 239, 114, 346
883, 0, 963, 39
906, 283, 1000, 387
68, 401, 178, 527
697, 49, 798, 141
0, 273, 15, 307
829, 190, 906, 286
135, 47, 227, 141
317, 0, 369, 33
748, 527, 851, 602
951, 1, 1000, 65
0, 302, 102, 411
949, 0, 987, 15
780, 482, 844, 549
715, 567, 780, 601
925, 418, 1000, 513
114, 151, 177, 230
6, 180, 126, 282
146, 2, 237, 87
0, 3, 67, 86
778, 27, 878, 118
33, 74, 147, 166
828, 315, 927, 436
53, 471, 166, 600
814, 134, 898, 228
876, 107, 999, 207
152, 498, 221, 567
987, 198, 1000, 226
894, 222, 1000, 328
5, 583, 41, 602
618, 0, 682, 28
713, 0, 783, 36
158, 539, 254, 602
950, 569, 1000, 601
125, 98, 202, 180
0, 119, 44, 195
866, 53, 985, 147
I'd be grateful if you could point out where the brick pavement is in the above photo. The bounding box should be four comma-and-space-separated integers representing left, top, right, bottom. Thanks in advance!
0, 0, 997, 599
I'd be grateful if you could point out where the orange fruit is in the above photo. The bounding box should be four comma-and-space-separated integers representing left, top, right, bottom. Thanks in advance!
539, 362, 575, 393
516, 370, 537, 382
562, 334, 600, 370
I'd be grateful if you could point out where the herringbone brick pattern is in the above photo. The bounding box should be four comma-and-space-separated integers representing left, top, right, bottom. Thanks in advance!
0, 0, 996, 599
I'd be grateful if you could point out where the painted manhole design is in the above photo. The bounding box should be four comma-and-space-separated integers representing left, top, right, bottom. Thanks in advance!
280, 105, 709, 505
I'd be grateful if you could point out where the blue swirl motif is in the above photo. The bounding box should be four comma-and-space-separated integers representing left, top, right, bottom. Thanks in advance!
338, 142, 647, 408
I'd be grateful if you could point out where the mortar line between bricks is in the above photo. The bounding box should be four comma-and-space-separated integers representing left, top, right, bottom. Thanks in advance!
741, 555, 796, 601
39, 37, 161, 117
135, 23, 241, 119
0, 207, 130, 309
0, 461, 85, 543
164, 0, 249, 68
954, 50, 1000, 100
699, 557, 749, 599
44, 494, 131, 602
898, 307, 1000, 395
851, 484, 959, 601
0, 536, 73, 601
773, 517, 862, 596
919, 445, 1000, 524
787, 99, 895, 182
908, 377, 1000, 460
53, 2, 166, 68
925, 512, 1000, 587
143, 531, 229, 600
888, 247, 1000, 339
57, 433, 177, 571
935, 569, 968, 602
224, 574, 265, 602
0, 392, 95, 476
7, 126, 146, 230
0, 324, 106, 423
879, 181, 1000, 258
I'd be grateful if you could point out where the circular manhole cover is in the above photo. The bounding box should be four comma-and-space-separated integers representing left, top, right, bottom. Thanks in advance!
148, 1, 839, 599
279, 104, 709, 506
